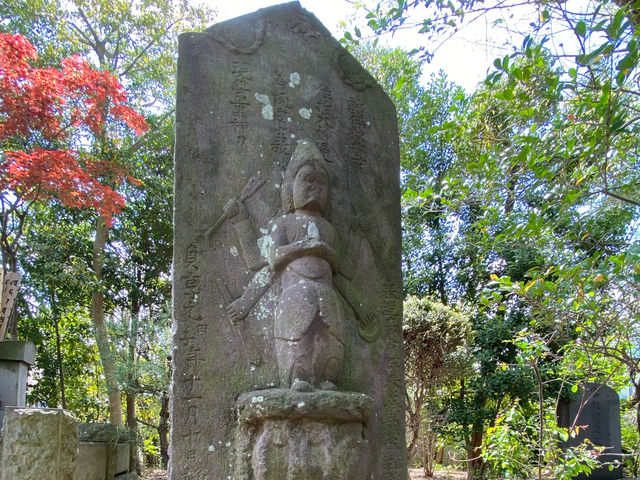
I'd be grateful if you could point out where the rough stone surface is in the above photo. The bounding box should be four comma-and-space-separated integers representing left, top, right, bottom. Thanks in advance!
78, 422, 130, 443
236, 388, 373, 424
557, 383, 623, 479
114, 473, 139, 480
0, 407, 78, 480
170, 2, 405, 479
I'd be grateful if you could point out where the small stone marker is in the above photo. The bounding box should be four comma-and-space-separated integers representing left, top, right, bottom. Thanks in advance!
0, 407, 77, 480
0, 270, 21, 340
171, 2, 405, 479
557, 383, 623, 479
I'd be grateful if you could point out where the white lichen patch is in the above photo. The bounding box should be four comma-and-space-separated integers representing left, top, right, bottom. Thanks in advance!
298, 108, 312, 120
290, 133, 296, 139
287, 117, 292, 123
208, 445, 215, 452
259, 227, 268, 235
254, 93, 274, 120
229, 246, 239, 257
257, 234, 274, 261
289, 72, 301, 88
297, 401, 305, 408
254, 268, 272, 288
251, 395, 264, 403
307, 222, 319, 238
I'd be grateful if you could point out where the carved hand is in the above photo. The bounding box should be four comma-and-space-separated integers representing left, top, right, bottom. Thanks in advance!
356, 307, 381, 343
227, 297, 250, 323
225, 198, 249, 223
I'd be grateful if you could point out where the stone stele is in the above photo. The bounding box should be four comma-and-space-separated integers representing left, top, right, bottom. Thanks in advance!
557, 383, 623, 480
0, 407, 78, 480
170, 2, 406, 479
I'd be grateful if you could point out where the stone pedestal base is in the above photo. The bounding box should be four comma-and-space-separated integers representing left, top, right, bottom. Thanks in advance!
0, 407, 77, 480
234, 389, 373, 480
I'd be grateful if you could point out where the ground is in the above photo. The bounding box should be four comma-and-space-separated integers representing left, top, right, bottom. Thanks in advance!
409, 468, 467, 479
141, 468, 466, 479
142, 469, 167, 480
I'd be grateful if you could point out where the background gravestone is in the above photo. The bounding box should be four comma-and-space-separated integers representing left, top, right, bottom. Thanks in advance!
171, 2, 405, 479
557, 383, 623, 480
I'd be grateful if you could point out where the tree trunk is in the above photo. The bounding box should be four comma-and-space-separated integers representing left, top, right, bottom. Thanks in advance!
92, 217, 123, 426
51, 289, 67, 409
127, 390, 141, 474
127, 303, 141, 475
423, 429, 437, 477
466, 429, 484, 480
158, 392, 170, 468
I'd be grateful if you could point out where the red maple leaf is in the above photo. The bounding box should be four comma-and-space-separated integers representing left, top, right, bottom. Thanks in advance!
0, 33, 149, 223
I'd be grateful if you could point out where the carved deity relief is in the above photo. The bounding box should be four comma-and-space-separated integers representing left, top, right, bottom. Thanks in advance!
215, 140, 379, 392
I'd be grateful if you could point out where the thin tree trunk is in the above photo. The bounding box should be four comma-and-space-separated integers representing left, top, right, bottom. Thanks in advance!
92, 217, 123, 426
158, 392, 170, 468
51, 289, 67, 409
127, 304, 141, 475
127, 390, 141, 474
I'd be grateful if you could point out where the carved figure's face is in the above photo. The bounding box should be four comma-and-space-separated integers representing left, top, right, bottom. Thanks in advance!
293, 164, 328, 213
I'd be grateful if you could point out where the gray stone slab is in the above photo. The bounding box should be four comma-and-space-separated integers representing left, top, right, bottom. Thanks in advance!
558, 383, 623, 479
170, 2, 405, 479
76, 423, 131, 478
75, 442, 109, 480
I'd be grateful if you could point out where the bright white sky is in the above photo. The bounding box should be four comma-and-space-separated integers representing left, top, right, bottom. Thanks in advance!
209, 0, 536, 91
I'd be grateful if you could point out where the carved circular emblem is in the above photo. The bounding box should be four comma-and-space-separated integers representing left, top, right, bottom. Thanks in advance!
207, 19, 265, 55
334, 49, 376, 92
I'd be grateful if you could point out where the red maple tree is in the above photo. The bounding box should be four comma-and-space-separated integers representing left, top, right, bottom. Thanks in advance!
0, 33, 149, 222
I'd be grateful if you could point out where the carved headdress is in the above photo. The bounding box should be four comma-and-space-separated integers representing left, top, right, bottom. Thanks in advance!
281, 140, 330, 214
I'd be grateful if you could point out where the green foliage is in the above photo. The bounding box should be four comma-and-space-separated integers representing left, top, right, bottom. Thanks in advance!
484, 402, 599, 480
404, 295, 472, 386
2, 0, 210, 466
356, 0, 639, 477
621, 406, 640, 476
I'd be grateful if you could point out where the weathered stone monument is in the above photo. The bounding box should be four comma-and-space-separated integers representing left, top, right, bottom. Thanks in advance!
171, 2, 405, 479
557, 383, 623, 480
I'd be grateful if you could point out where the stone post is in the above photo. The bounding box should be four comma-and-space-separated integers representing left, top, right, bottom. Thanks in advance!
0, 340, 36, 426
0, 407, 78, 480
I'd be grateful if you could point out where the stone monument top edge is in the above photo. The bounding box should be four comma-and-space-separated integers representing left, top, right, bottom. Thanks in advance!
179, 0, 389, 101
203, 1, 307, 34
